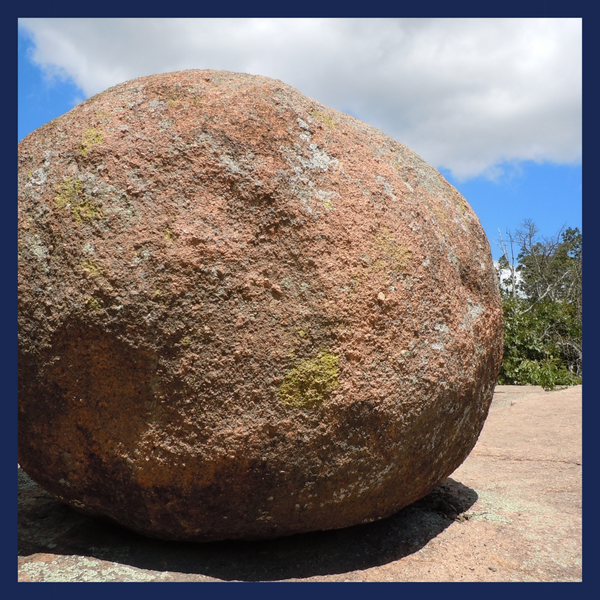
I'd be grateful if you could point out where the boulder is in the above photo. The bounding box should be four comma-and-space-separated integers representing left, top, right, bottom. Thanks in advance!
18, 70, 503, 541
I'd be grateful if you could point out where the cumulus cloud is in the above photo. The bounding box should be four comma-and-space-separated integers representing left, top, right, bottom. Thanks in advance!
19, 17, 581, 180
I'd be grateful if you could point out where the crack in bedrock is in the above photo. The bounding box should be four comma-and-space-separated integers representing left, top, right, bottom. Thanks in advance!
473, 453, 581, 465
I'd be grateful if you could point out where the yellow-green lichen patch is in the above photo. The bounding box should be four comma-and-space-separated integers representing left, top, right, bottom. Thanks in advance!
80, 127, 104, 155
158, 85, 185, 102
55, 177, 84, 210
347, 270, 366, 294
278, 350, 339, 409
372, 227, 412, 276
344, 229, 412, 293
80, 259, 102, 277
72, 196, 103, 223
84, 296, 104, 313
94, 111, 111, 123
430, 204, 451, 232
55, 177, 103, 223
309, 108, 338, 130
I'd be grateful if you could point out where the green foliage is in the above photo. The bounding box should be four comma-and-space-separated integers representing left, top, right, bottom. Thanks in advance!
496, 222, 582, 390
278, 350, 339, 409
517, 223, 582, 310
498, 296, 582, 389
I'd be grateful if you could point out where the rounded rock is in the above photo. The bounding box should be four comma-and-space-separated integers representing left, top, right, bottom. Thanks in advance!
18, 70, 503, 541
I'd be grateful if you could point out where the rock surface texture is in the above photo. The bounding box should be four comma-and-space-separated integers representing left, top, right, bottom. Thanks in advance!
18, 70, 503, 542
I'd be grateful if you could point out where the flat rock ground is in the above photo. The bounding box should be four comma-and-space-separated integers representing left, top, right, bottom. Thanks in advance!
18, 385, 582, 583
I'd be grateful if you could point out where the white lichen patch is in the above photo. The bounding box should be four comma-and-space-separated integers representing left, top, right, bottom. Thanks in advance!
305, 143, 339, 171
447, 249, 459, 269
27, 234, 48, 260
461, 299, 485, 330
315, 189, 339, 210
256, 511, 273, 521
434, 322, 450, 334
280, 143, 339, 173
219, 153, 244, 174
19, 556, 174, 582
19, 232, 50, 273
376, 176, 397, 202
30, 168, 47, 186
82, 241, 95, 256
159, 118, 174, 131
298, 118, 311, 131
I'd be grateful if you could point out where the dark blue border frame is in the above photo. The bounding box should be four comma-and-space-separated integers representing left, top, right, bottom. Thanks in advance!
8, 2, 592, 598
9, 1, 591, 18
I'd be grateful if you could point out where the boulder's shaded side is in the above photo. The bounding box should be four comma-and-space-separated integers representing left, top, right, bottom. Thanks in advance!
18, 70, 503, 542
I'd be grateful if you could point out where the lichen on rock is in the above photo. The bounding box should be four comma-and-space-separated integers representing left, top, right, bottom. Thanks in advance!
55, 177, 103, 223
79, 127, 104, 155
278, 350, 339, 409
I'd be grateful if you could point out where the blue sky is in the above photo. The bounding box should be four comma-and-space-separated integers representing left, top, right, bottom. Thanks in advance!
18, 19, 582, 261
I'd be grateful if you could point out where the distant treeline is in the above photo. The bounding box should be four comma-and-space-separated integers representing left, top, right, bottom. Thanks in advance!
495, 221, 582, 390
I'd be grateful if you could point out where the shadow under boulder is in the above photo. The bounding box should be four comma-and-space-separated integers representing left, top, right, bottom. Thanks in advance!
19, 467, 477, 581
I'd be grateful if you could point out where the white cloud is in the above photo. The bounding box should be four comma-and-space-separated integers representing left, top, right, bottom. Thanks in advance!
494, 262, 527, 298
18, 17, 581, 181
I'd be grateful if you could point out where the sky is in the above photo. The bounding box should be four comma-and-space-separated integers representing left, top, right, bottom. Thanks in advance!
17, 17, 582, 261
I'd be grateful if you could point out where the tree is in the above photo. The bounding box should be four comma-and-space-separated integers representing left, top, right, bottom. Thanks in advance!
516, 220, 582, 310
495, 222, 582, 389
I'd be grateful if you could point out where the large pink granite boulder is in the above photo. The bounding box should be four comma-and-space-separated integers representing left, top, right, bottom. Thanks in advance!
18, 70, 503, 541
